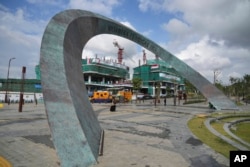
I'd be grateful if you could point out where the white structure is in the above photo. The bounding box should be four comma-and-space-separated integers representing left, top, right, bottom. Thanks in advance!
0, 91, 43, 103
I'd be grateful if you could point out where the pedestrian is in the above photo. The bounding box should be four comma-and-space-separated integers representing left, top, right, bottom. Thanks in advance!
183, 92, 187, 103
110, 97, 116, 112
173, 95, 176, 106
178, 93, 181, 105
164, 97, 166, 106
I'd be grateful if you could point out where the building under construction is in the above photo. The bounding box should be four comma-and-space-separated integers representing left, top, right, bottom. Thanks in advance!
0, 57, 131, 102
82, 57, 131, 92
1, 42, 185, 102
133, 55, 185, 96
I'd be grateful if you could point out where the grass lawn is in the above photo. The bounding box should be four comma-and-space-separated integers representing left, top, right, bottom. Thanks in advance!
211, 117, 250, 149
188, 116, 237, 158
211, 117, 243, 139
230, 122, 250, 144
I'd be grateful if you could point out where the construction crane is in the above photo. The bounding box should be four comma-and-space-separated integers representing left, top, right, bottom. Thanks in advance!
113, 40, 124, 64
143, 50, 147, 65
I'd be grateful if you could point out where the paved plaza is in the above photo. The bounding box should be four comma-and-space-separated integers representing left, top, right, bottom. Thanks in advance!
1, 99, 247, 167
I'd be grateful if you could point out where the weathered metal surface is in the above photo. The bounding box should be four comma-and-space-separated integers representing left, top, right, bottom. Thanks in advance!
40, 9, 238, 167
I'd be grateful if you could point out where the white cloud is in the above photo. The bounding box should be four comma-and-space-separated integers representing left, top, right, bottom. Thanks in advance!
82, 20, 140, 67
1, 0, 249, 84
27, 0, 64, 6
162, 18, 190, 37
161, 18, 193, 50
0, 7, 44, 79
227, 72, 242, 80
139, 0, 250, 49
0, 1, 137, 79
176, 35, 250, 84
0, 8, 46, 34
138, 0, 250, 84
138, 0, 162, 12
0, 26, 41, 78
82, 33, 142, 79
83, 34, 137, 61
68, 0, 120, 16
120, 21, 136, 31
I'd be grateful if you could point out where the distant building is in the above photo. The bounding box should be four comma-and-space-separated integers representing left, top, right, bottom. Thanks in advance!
0, 56, 185, 102
81, 57, 132, 92
0, 57, 132, 102
35, 57, 132, 91
0, 78, 43, 103
133, 58, 185, 96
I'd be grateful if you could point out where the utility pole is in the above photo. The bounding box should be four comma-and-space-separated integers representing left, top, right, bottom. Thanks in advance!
19, 66, 26, 112
5, 57, 16, 103
213, 69, 221, 84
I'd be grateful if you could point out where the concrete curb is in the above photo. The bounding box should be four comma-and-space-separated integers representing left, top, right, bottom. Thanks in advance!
223, 118, 250, 148
204, 117, 249, 150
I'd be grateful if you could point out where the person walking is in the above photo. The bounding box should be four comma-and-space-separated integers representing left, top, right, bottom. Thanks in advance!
110, 97, 116, 112
183, 92, 187, 103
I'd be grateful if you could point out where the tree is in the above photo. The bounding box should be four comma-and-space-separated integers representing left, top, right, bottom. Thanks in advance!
132, 78, 142, 102
155, 81, 161, 105
229, 76, 240, 102
184, 80, 198, 95
132, 78, 142, 91
242, 74, 250, 101
229, 76, 250, 103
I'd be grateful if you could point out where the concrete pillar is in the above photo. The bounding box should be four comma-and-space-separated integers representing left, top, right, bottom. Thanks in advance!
102, 77, 105, 84
88, 75, 91, 83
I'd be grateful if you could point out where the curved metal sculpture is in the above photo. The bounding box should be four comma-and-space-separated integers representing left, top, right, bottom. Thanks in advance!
40, 9, 237, 167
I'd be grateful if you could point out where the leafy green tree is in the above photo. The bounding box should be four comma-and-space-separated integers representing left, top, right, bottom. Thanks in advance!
228, 75, 250, 103
184, 80, 198, 95
215, 82, 224, 92
242, 74, 250, 101
132, 78, 142, 91
215, 82, 230, 96
132, 78, 142, 102
229, 76, 240, 102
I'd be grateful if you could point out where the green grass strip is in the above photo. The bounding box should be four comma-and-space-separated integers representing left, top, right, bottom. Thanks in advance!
231, 122, 250, 144
188, 116, 237, 158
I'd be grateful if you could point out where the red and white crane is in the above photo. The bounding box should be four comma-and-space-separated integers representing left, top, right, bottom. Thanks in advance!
113, 40, 124, 64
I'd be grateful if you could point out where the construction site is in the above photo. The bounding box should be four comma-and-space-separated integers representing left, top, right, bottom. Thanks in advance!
0, 40, 185, 104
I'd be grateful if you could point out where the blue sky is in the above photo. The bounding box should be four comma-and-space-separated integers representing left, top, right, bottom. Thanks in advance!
0, 0, 250, 84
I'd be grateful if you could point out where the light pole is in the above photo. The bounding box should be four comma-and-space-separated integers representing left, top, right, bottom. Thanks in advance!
213, 69, 221, 85
5, 57, 16, 103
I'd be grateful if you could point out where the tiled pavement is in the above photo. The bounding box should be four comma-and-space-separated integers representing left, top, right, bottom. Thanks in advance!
1, 100, 246, 167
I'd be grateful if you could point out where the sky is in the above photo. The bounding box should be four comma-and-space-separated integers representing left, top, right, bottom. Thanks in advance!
0, 0, 249, 85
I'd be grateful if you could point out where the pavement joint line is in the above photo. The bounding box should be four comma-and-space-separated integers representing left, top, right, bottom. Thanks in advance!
1, 102, 249, 166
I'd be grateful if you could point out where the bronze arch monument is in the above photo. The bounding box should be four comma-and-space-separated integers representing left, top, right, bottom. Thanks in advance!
40, 9, 237, 167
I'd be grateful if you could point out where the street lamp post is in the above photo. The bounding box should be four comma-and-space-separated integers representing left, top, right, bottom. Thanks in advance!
5, 57, 16, 103
154, 81, 156, 106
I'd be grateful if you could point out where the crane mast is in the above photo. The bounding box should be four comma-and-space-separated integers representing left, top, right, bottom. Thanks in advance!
143, 49, 146, 65
113, 40, 124, 64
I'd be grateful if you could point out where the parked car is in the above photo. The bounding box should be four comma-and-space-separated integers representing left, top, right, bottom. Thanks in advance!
136, 94, 144, 100
160, 93, 167, 98
141, 94, 154, 100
